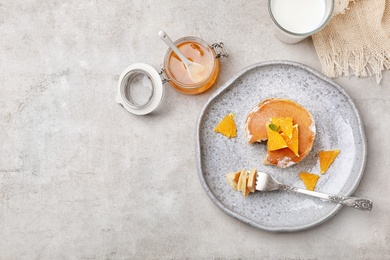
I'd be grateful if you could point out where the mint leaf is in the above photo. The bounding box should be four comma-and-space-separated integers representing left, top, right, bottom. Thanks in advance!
269, 123, 280, 132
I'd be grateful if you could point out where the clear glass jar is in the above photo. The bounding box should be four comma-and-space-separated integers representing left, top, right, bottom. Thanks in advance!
162, 36, 227, 95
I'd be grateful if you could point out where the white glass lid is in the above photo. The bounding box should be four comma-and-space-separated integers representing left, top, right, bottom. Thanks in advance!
116, 63, 164, 115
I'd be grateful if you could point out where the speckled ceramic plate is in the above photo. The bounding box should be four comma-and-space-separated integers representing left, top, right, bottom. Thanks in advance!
196, 61, 366, 232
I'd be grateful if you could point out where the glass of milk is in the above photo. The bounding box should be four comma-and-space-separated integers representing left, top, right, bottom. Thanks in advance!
268, 0, 334, 44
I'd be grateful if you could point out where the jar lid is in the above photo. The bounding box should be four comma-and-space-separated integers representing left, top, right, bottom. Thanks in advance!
116, 63, 164, 115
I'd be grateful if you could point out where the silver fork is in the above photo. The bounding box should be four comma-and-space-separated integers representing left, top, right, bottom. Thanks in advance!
255, 171, 373, 211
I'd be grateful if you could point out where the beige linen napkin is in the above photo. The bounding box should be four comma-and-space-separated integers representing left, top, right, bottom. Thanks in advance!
312, 0, 390, 84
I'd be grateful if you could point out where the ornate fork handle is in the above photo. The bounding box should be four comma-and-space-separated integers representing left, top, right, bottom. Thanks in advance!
281, 185, 373, 212
328, 196, 373, 211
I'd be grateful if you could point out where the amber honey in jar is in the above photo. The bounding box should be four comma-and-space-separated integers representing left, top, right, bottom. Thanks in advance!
163, 36, 228, 95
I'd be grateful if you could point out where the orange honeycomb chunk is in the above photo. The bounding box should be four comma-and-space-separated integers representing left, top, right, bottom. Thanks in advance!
271, 117, 293, 138
266, 123, 288, 151
299, 172, 320, 191
282, 124, 299, 157
214, 112, 237, 138
319, 149, 340, 174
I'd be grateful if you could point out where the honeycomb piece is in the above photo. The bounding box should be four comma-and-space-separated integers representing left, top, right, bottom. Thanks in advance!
319, 149, 340, 174
214, 112, 237, 138
282, 124, 299, 157
299, 172, 320, 191
266, 123, 288, 151
271, 117, 294, 139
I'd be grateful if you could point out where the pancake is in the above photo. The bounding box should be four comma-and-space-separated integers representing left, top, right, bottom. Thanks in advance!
244, 98, 316, 168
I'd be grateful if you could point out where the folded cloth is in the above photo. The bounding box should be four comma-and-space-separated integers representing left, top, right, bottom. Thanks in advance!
312, 0, 390, 84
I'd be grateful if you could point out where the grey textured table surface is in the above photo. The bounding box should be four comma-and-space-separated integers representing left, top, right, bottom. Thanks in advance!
1, 1, 389, 259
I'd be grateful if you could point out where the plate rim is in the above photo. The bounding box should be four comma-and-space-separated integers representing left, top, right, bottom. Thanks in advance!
195, 60, 367, 232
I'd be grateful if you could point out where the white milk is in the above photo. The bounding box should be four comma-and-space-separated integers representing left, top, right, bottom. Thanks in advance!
271, 0, 326, 34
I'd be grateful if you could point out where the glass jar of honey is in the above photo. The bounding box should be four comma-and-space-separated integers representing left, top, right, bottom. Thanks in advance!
116, 33, 228, 115
162, 37, 227, 95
